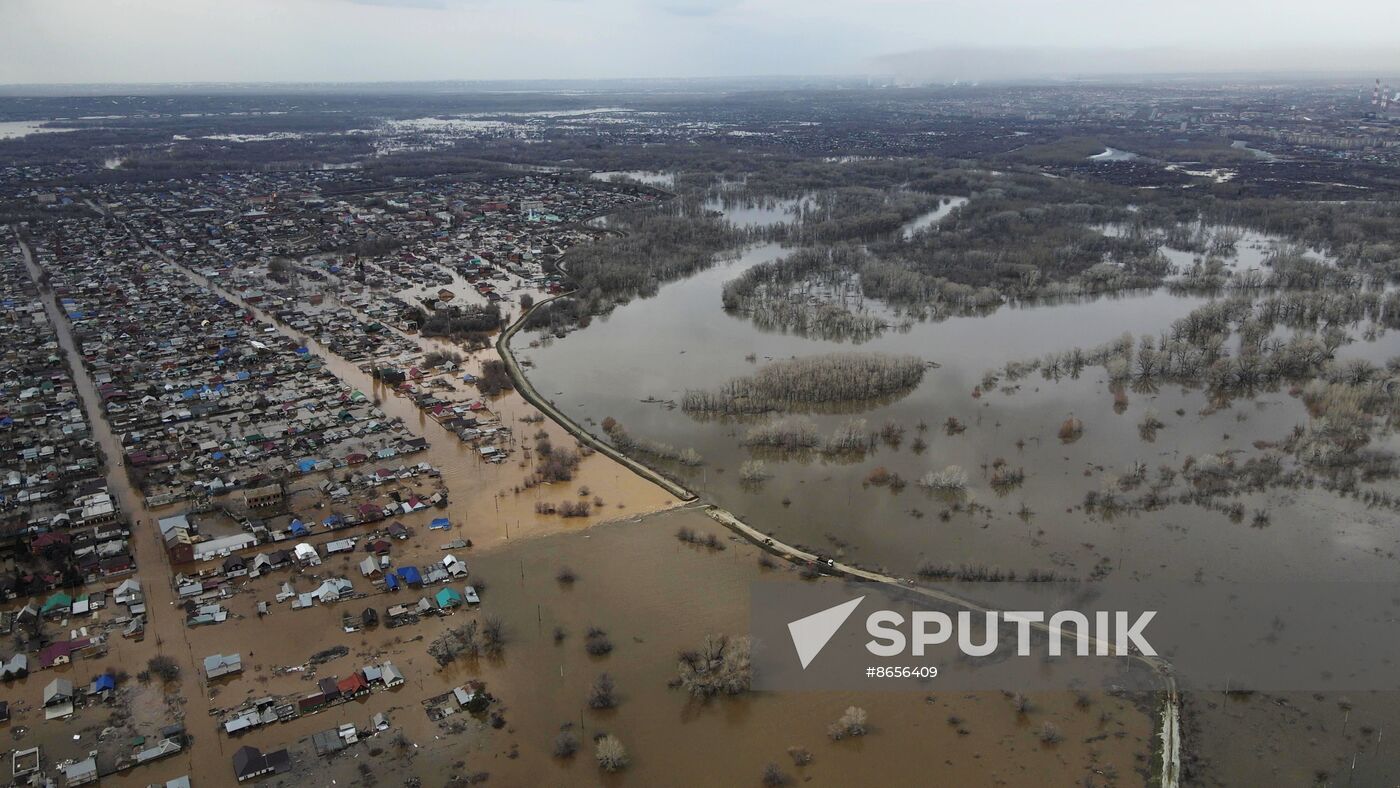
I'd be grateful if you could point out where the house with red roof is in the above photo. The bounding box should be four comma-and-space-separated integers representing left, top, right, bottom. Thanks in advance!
336, 671, 369, 699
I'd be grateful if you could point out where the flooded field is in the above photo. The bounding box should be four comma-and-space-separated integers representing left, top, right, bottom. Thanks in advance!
590, 170, 676, 189
0, 120, 79, 139
517, 225, 1400, 585
509, 194, 1400, 784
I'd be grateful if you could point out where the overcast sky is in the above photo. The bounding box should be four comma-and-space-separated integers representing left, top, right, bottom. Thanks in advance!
3, 0, 1399, 85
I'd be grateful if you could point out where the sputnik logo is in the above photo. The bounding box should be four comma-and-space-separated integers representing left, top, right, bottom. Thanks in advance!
787, 596, 864, 669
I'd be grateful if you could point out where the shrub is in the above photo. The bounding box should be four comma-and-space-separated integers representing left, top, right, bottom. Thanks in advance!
740, 460, 771, 482
827, 706, 869, 740
676, 635, 753, 697
587, 673, 617, 709
918, 466, 968, 491
585, 628, 614, 656
1138, 408, 1165, 441
559, 500, 592, 518
147, 655, 180, 683
594, 735, 629, 772
1058, 416, 1084, 442
762, 763, 791, 786
475, 359, 515, 396
990, 465, 1025, 489
481, 616, 506, 657
682, 353, 926, 415
552, 729, 579, 758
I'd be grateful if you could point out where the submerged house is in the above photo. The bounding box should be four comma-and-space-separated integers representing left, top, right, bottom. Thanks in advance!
204, 653, 243, 679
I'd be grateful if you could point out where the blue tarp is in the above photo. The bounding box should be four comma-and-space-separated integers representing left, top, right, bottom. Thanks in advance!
296, 458, 317, 473
429, 518, 450, 530
290, 520, 308, 536
384, 574, 399, 591
396, 567, 422, 586
94, 674, 116, 692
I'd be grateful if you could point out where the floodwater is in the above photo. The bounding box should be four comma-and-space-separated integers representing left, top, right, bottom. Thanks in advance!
1231, 139, 1279, 162
510, 194, 1400, 786
515, 208, 1400, 587
703, 193, 814, 228
590, 170, 675, 189
899, 196, 968, 239
187, 267, 682, 552
0, 120, 79, 140
174, 509, 1153, 787
1089, 147, 1141, 162
9, 231, 681, 786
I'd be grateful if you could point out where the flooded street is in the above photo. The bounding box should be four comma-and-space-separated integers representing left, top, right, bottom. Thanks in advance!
13, 228, 679, 786
19, 239, 218, 784
183, 256, 683, 551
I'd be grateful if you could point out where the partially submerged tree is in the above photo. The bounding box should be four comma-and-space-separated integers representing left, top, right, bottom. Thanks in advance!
588, 673, 617, 709
594, 734, 629, 773
827, 706, 869, 740
676, 635, 753, 697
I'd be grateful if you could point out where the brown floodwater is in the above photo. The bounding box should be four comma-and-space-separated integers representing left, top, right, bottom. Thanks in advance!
173, 509, 1155, 787
508, 208, 1400, 785
11, 236, 677, 787
514, 235, 1400, 585
189, 263, 682, 551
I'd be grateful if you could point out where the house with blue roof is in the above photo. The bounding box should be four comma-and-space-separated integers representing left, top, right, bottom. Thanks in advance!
435, 587, 462, 609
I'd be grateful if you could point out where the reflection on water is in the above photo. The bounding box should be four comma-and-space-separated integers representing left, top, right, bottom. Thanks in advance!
590, 170, 675, 188
899, 196, 968, 239
0, 120, 80, 140
1231, 139, 1279, 162
703, 194, 813, 228
1089, 147, 1141, 162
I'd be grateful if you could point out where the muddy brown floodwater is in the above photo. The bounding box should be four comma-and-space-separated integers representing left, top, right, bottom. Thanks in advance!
11, 233, 677, 787
515, 237, 1400, 586
184, 509, 1155, 787
182, 256, 683, 549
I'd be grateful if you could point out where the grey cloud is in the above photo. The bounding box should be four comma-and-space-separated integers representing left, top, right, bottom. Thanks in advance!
345, 0, 449, 9
871, 45, 1400, 82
